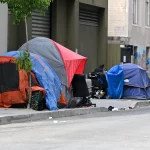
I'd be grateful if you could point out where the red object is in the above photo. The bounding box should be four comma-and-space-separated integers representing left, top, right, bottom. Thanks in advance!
51, 40, 88, 87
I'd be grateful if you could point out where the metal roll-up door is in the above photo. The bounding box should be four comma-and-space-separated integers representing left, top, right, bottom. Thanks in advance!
79, 4, 100, 72
32, 10, 50, 39
79, 6, 99, 27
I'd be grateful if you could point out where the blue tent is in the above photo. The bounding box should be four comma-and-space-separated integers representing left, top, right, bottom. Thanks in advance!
120, 63, 150, 99
106, 65, 124, 99
1, 51, 61, 110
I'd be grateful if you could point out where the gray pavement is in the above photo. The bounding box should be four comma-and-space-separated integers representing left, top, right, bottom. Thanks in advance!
92, 99, 150, 108
1, 107, 150, 150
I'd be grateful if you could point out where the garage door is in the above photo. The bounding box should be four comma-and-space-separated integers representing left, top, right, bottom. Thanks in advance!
79, 4, 99, 72
32, 10, 50, 39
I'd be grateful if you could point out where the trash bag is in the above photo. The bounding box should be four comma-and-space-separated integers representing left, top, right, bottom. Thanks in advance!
30, 91, 45, 111
67, 97, 83, 108
106, 65, 124, 99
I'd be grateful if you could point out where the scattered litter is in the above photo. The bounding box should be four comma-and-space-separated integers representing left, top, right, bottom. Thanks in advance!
53, 120, 58, 124
108, 106, 114, 111
49, 117, 53, 119
125, 136, 129, 140
145, 136, 148, 138
112, 108, 119, 111
60, 121, 67, 123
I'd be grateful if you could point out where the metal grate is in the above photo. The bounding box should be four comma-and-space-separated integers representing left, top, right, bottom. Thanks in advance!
79, 8, 99, 26
32, 10, 50, 38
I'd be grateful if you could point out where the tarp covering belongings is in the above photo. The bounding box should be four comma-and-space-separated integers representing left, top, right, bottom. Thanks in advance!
106, 65, 124, 99
19, 37, 87, 102
1, 51, 62, 110
0, 56, 45, 108
121, 63, 150, 99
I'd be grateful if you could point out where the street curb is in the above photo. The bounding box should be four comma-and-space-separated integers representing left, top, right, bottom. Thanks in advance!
1, 101, 150, 125
134, 101, 150, 108
0, 107, 108, 125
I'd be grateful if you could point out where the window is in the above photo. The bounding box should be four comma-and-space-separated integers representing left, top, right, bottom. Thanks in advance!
133, 0, 138, 24
145, 0, 150, 26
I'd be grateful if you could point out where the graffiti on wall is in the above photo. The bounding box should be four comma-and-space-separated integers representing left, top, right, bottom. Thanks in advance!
134, 48, 146, 70
146, 58, 150, 70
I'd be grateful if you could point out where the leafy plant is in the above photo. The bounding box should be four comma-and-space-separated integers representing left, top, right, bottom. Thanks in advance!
15, 51, 33, 72
0, 0, 52, 24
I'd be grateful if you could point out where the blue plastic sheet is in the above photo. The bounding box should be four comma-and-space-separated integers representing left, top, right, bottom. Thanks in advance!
1, 51, 61, 110
106, 65, 124, 99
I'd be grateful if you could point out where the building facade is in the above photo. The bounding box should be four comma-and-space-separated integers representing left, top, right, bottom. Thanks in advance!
0, 0, 108, 72
0, 3, 8, 54
108, 0, 150, 71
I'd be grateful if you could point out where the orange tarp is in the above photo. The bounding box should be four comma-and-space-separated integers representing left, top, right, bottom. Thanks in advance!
0, 56, 45, 108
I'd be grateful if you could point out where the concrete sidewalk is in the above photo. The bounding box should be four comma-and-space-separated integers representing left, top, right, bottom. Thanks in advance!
0, 99, 150, 125
92, 99, 150, 109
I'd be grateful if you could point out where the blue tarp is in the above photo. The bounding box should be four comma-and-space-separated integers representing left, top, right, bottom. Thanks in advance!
120, 63, 150, 99
1, 51, 61, 110
106, 65, 124, 99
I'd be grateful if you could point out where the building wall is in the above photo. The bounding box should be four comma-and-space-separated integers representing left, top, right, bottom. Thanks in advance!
108, 0, 150, 70
107, 44, 121, 69
8, 10, 32, 51
108, 0, 128, 38
51, 0, 67, 46
8, 11, 18, 51
6, 0, 108, 71
128, 0, 150, 46
0, 3, 8, 54
52, 0, 108, 71
107, 0, 129, 68
128, 0, 150, 70
78, 0, 108, 70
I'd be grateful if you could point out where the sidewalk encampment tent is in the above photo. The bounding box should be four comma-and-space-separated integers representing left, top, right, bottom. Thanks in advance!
19, 37, 88, 102
107, 63, 150, 100
121, 63, 150, 99
1, 52, 64, 110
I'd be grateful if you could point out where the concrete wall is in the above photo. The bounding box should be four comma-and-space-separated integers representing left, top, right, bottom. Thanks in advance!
6, 0, 108, 71
108, 0, 150, 70
108, 0, 129, 37
8, 11, 32, 51
107, 0, 129, 68
78, 0, 108, 69
0, 3, 8, 54
52, 0, 108, 70
107, 44, 121, 69
51, 0, 68, 46
8, 11, 18, 51
128, 0, 150, 70
128, 0, 150, 46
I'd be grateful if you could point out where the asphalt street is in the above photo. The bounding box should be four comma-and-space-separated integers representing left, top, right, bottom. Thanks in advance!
1, 107, 150, 150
